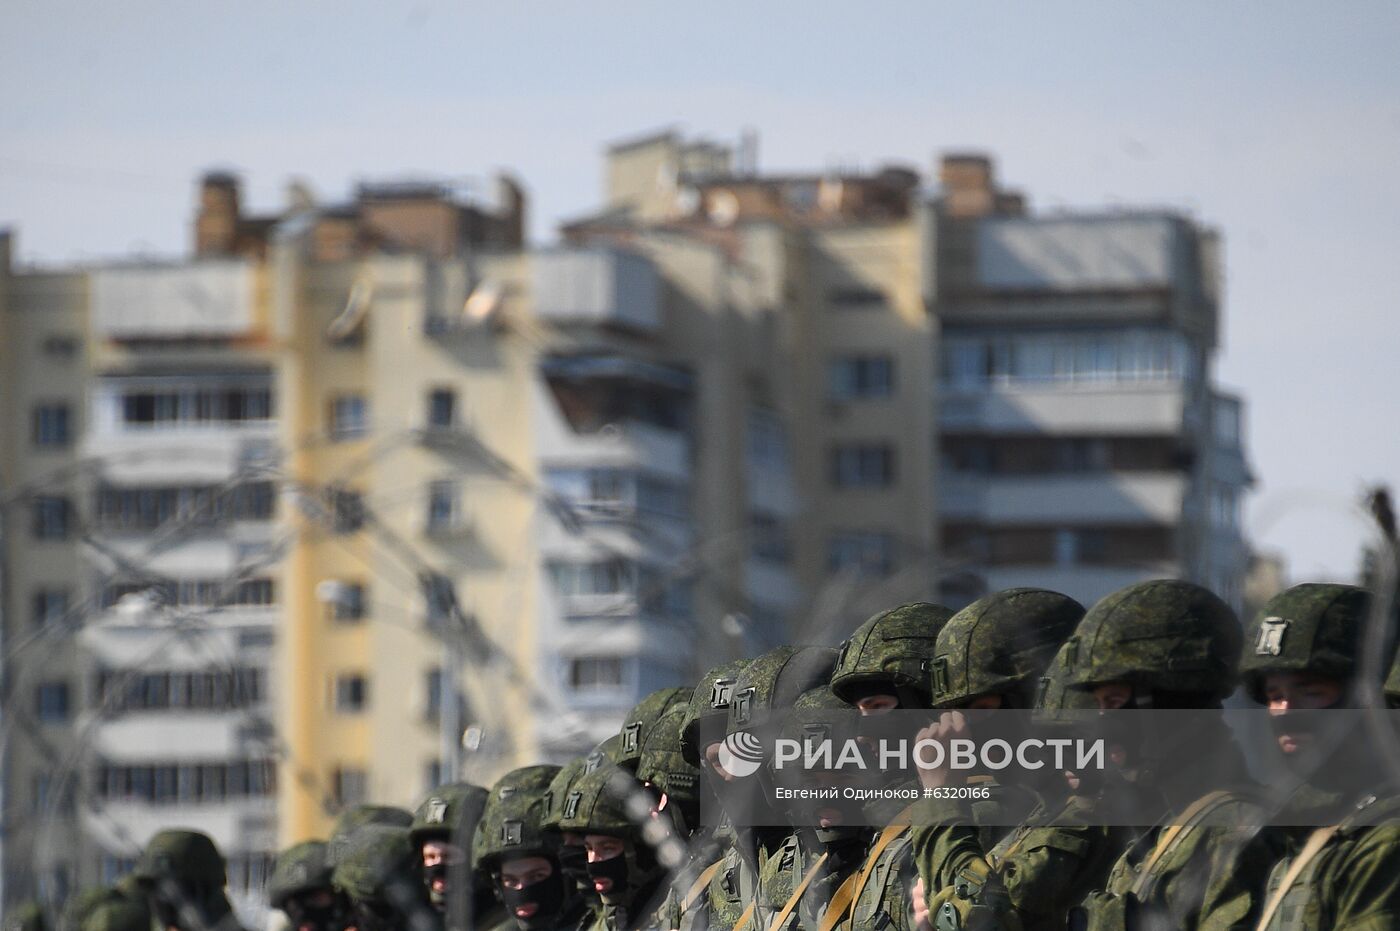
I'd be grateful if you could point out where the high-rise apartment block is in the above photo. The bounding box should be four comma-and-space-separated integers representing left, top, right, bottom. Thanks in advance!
0, 132, 1252, 919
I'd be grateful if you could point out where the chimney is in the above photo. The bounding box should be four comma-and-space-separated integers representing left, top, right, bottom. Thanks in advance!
195, 171, 242, 256
495, 173, 527, 249
939, 153, 997, 218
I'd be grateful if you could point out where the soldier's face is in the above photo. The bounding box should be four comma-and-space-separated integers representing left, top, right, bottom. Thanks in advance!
1264, 671, 1343, 754
854, 695, 899, 715
500, 856, 555, 890
703, 742, 735, 781
422, 840, 466, 868
1092, 683, 1133, 710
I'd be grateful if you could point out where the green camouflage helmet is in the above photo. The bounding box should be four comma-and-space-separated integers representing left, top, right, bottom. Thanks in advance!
1064, 579, 1241, 701
616, 687, 691, 772
830, 602, 956, 708
132, 830, 227, 888
779, 687, 860, 762
540, 756, 587, 833
268, 841, 334, 908
726, 646, 840, 737
584, 734, 624, 774
1031, 640, 1099, 725
554, 764, 635, 839
1239, 583, 1372, 703
679, 658, 750, 766
327, 805, 413, 868
930, 589, 1085, 709
474, 765, 562, 869
330, 825, 421, 908
408, 782, 488, 848
635, 705, 701, 832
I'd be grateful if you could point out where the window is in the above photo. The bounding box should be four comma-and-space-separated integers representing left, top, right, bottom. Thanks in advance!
230, 482, 276, 521
330, 582, 367, 622
1211, 486, 1241, 530
568, 656, 626, 692
549, 560, 630, 596
329, 488, 365, 534
426, 481, 461, 533
232, 578, 276, 607
941, 330, 1191, 389
747, 408, 791, 471
118, 384, 272, 428
422, 573, 457, 625
828, 286, 886, 308
828, 532, 896, 577
1214, 400, 1242, 449
32, 588, 70, 628
328, 395, 368, 440
33, 496, 72, 540
43, 336, 80, 359
333, 767, 368, 807
36, 682, 71, 722
750, 514, 792, 563
97, 759, 275, 803
427, 388, 457, 429
424, 668, 443, 722
828, 356, 895, 400
830, 444, 896, 489
33, 403, 72, 447
423, 760, 443, 792
334, 674, 368, 713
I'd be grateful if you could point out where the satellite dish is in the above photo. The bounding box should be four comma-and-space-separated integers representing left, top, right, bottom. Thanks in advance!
462, 281, 504, 327
708, 190, 740, 227
327, 276, 372, 341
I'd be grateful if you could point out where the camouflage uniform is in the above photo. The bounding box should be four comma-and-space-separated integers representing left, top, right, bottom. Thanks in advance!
131, 830, 245, 931
824, 603, 953, 931
409, 783, 499, 931
332, 824, 440, 931
1064, 580, 1280, 931
716, 647, 838, 931
476, 765, 591, 931
760, 689, 873, 931
76, 898, 149, 931
906, 589, 1089, 931
1239, 583, 1400, 930
542, 757, 598, 908
268, 840, 346, 931
555, 764, 669, 931
652, 659, 749, 931
4, 903, 47, 931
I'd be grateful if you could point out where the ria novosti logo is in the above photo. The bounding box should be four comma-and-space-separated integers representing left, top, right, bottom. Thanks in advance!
717, 730, 765, 777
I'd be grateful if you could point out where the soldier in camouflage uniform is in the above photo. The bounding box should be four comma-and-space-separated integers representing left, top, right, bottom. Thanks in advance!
906, 589, 1088, 931
409, 783, 499, 931
1063, 580, 1280, 931
1238, 583, 1400, 930
61, 885, 147, 931
714, 647, 838, 931
131, 830, 245, 931
555, 764, 669, 931
332, 825, 438, 931
542, 757, 598, 908
475, 765, 591, 931
760, 688, 875, 931
823, 603, 953, 931
651, 659, 749, 931
268, 841, 347, 931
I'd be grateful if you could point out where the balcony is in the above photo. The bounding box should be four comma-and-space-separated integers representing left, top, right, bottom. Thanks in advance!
531, 248, 660, 332
940, 384, 1186, 435
939, 472, 1186, 524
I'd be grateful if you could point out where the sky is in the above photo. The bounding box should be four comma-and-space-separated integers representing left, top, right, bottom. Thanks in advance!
3, 1, 1398, 582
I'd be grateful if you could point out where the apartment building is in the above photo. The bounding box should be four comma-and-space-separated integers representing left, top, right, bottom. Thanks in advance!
564, 131, 1252, 615
931, 156, 1253, 610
